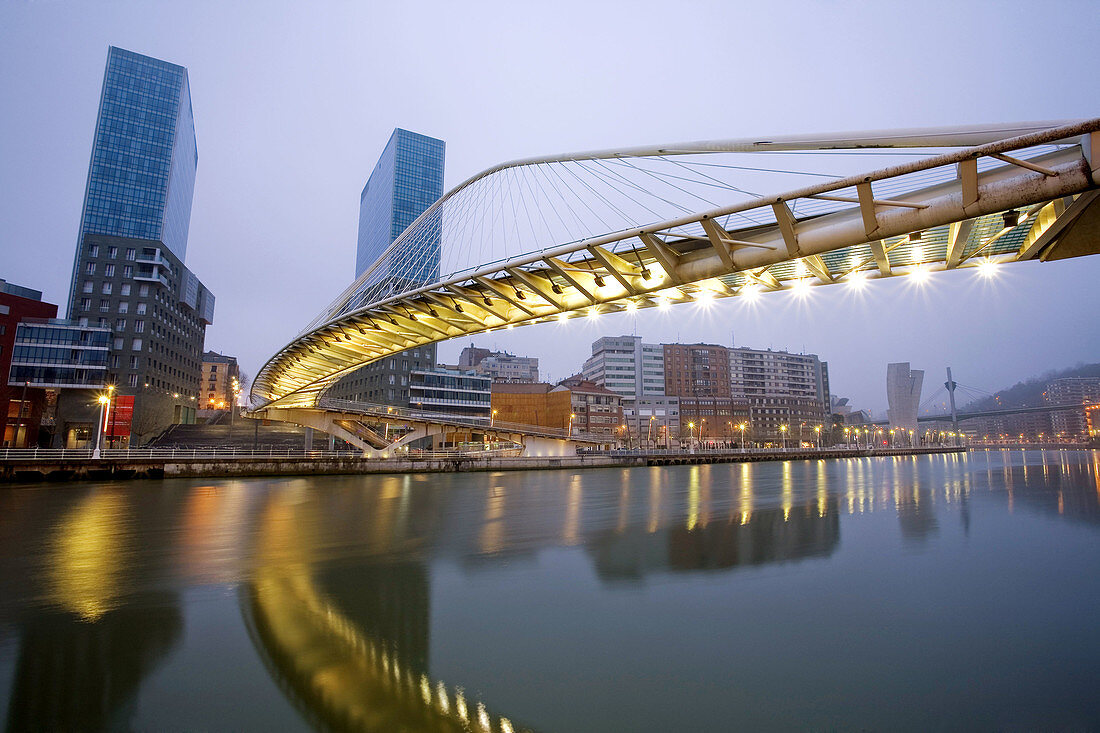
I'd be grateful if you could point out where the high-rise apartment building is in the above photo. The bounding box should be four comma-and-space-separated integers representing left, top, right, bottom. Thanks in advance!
65, 47, 214, 442
1046, 377, 1100, 438
728, 347, 829, 413
329, 129, 445, 407
583, 336, 666, 398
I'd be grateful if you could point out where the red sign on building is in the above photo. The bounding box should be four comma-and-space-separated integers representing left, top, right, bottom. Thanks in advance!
107, 395, 135, 439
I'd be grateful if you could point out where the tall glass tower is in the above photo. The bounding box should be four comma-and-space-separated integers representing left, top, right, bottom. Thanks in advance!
330, 129, 445, 407
64, 47, 214, 441
355, 128, 445, 280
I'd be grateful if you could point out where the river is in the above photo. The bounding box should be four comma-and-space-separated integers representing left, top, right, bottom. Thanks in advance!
1, 449, 1098, 731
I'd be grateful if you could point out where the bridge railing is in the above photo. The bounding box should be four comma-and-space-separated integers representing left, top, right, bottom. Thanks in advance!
0, 446, 529, 462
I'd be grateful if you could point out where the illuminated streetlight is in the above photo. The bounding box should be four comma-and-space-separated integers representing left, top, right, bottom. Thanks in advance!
739, 422, 747, 450
491, 409, 498, 427
779, 424, 788, 450
814, 424, 822, 449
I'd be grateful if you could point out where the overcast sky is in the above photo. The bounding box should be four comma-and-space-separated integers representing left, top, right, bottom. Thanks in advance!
2, 0, 1098, 414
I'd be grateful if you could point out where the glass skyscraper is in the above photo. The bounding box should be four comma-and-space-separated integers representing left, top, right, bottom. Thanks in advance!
355, 128, 445, 280
63, 47, 214, 442
330, 129, 445, 407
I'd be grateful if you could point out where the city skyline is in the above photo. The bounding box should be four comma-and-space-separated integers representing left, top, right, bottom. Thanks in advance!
2, 2, 1098, 413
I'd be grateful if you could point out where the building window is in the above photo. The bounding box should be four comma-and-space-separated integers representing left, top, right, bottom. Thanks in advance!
107, 246, 118, 258
118, 302, 128, 314
104, 264, 115, 277
134, 320, 144, 333
115, 319, 126, 332
82, 281, 93, 293
126, 248, 136, 261
101, 282, 112, 295
78, 317, 88, 326
130, 356, 139, 369
139, 284, 149, 297
79, 298, 91, 312
123, 265, 133, 278
88, 244, 99, 257
128, 373, 139, 387
132, 338, 142, 351
121, 284, 131, 296
113, 337, 124, 350
99, 299, 110, 311
136, 302, 146, 314
85, 262, 96, 274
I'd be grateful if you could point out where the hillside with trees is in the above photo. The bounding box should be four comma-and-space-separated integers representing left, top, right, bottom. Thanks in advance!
963, 362, 1100, 411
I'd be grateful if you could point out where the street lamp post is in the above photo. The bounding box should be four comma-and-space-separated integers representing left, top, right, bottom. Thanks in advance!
491, 409, 498, 427
648, 415, 655, 449
814, 424, 822, 449
688, 421, 695, 453
799, 422, 805, 448
568, 413, 575, 438
779, 424, 788, 450
739, 422, 746, 451
92, 388, 113, 459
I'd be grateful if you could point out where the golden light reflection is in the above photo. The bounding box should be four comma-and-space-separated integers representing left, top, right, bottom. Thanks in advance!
479, 487, 506, 555
648, 467, 662, 533
48, 490, 128, 621
817, 461, 828, 517
782, 461, 793, 521
739, 463, 753, 525
687, 466, 700, 530
564, 476, 582, 545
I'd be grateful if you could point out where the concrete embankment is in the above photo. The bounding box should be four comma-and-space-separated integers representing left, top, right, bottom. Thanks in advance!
0, 446, 965, 484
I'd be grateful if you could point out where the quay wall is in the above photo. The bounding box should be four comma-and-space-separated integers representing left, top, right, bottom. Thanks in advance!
0, 446, 965, 484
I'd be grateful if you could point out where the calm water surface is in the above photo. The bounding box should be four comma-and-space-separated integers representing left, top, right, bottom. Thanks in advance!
1, 450, 1099, 732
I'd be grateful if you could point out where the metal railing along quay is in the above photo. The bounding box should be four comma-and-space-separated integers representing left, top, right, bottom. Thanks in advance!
0, 447, 524, 462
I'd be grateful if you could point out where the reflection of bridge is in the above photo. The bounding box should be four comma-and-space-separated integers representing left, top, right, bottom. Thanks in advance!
251, 120, 1100, 452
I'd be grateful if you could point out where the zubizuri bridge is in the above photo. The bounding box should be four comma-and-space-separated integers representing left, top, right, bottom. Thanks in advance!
250, 119, 1100, 455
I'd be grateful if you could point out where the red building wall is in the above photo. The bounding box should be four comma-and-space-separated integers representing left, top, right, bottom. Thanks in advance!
1, 290, 58, 447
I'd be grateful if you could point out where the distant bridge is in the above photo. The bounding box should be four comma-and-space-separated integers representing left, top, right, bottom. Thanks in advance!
250, 119, 1100, 454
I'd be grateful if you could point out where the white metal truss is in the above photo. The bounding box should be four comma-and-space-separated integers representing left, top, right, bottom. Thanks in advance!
252, 119, 1100, 410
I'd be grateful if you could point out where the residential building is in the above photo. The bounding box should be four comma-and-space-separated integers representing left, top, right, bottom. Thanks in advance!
458, 344, 491, 369
622, 396, 680, 447
583, 336, 666, 398
729, 347, 830, 414
728, 346, 831, 443
65, 47, 214, 442
1046, 377, 1100, 438
886, 362, 924, 439
329, 129, 445, 407
556, 376, 624, 437
663, 343, 731, 398
201, 351, 240, 409
677, 397, 752, 443
476, 352, 539, 383
409, 368, 490, 418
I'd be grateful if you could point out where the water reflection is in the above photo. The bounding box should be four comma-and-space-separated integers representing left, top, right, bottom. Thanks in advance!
0, 451, 1098, 732
1, 488, 185, 731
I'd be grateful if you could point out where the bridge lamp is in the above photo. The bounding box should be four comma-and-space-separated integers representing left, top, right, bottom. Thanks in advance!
697, 289, 714, 306
909, 265, 929, 284
593, 275, 606, 288
588, 306, 600, 320
625, 300, 638, 313
791, 278, 811, 297
977, 260, 998, 278
740, 284, 760, 302
657, 296, 670, 310
847, 271, 867, 289
557, 312, 569, 323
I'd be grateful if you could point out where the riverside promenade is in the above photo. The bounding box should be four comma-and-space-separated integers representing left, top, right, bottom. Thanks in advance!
0, 445, 966, 483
